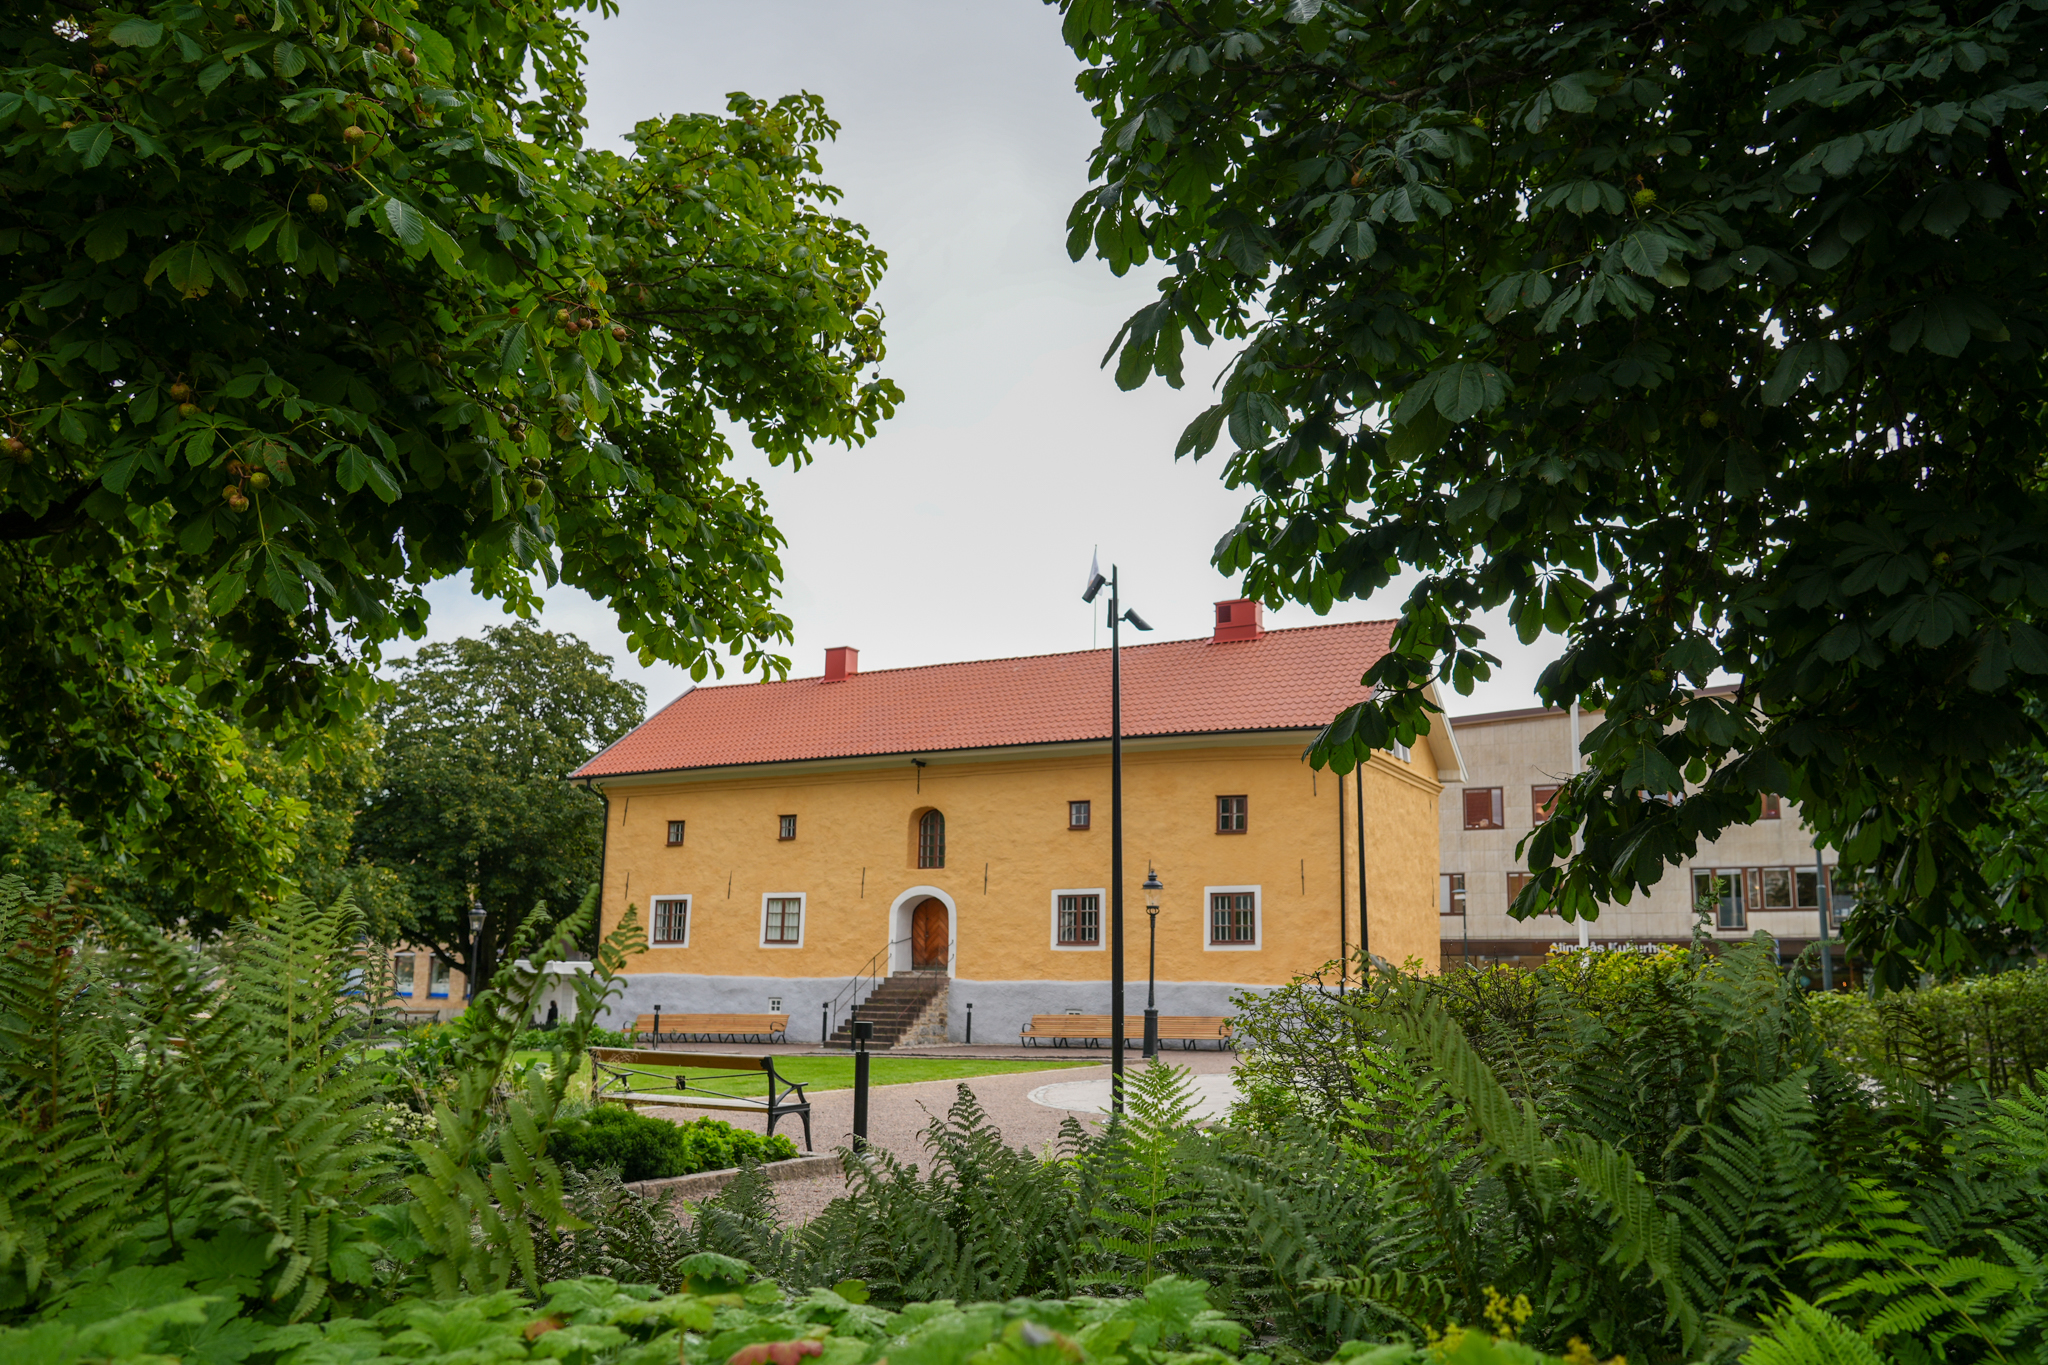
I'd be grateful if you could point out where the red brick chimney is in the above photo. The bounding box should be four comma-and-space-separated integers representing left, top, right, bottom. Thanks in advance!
1213, 599, 1264, 643
823, 646, 859, 682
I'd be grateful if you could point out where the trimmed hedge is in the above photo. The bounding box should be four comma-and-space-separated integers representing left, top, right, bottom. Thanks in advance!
548, 1105, 799, 1182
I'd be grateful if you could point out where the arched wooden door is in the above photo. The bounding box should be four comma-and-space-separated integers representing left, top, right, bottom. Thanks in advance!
910, 898, 948, 971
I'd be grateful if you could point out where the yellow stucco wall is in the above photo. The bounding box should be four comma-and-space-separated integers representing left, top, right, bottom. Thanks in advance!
596, 731, 1443, 985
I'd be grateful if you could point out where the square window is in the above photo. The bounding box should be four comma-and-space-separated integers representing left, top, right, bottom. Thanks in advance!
1209, 891, 1257, 945
1069, 800, 1091, 830
1057, 893, 1101, 946
1531, 785, 1561, 823
1507, 870, 1556, 915
778, 814, 797, 841
1762, 867, 1793, 909
429, 958, 451, 998
1440, 873, 1466, 916
393, 952, 414, 996
667, 820, 686, 847
1695, 869, 1746, 929
1217, 795, 1248, 833
768, 996, 782, 1013
1463, 787, 1505, 830
763, 895, 802, 945
651, 896, 689, 946
1761, 794, 1782, 819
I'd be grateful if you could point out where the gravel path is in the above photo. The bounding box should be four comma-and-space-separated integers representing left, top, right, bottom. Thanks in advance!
625, 1048, 1239, 1225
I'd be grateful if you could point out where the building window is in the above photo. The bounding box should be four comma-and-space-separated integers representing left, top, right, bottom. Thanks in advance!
778, 814, 797, 841
667, 820, 686, 847
763, 895, 803, 945
1209, 890, 1258, 945
1761, 867, 1794, 909
1463, 787, 1504, 830
1795, 868, 1823, 910
1057, 893, 1101, 946
1507, 870, 1556, 915
1531, 785, 1560, 823
429, 958, 451, 998
1694, 869, 1746, 930
1761, 794, 1781, 819
393, 952, 415, 996
1390, 740, 1411, 762
1069, 800, 1091, 830
1217, 795, 1248, 833
918, 810, 946, 869
1440, 873, 1466, 917
651, 896, 689, 946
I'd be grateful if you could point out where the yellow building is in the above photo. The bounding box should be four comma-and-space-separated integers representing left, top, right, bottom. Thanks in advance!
571, 602, 1464, 1045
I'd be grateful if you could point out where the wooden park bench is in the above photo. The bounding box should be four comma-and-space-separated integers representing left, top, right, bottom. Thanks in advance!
630, 1011, 789, 1044
1018, 1014, 1234, 1050
588, 1047, 812, 1150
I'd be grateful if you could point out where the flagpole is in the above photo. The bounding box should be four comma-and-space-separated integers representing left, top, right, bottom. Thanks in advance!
1109, 564, 1126, 1113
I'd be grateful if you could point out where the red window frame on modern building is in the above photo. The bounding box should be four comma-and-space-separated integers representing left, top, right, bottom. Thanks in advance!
1440, 873, 1466, 916
1531, 785, 1560, 823
1463, 788, 1505, 830
1761, 794, 1782, 819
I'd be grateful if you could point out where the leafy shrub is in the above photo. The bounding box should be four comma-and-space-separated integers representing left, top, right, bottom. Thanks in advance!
0, 1266, 1607, 1365
518, 1023, 630, 1050
1808, 959, 2048, 1094
549, 1106, 798, 1182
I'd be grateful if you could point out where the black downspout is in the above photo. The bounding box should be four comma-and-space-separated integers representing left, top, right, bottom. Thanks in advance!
584, 778, 611, 957
1357, 765, 1370, 964
1337, 768, 1348, 993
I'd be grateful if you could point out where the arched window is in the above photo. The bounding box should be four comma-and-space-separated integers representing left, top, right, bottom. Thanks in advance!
918, 809, 946, 869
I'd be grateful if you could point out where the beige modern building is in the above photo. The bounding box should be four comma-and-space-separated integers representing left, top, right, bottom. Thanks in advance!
1439, 703, 1850, 971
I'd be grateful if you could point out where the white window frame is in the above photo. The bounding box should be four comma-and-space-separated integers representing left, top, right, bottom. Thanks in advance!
428, 958, 451, 998
649, 894, 691, 948
1203, 884, 1263, 951
1049, 887, 1107, 951
759, 892, 806, 948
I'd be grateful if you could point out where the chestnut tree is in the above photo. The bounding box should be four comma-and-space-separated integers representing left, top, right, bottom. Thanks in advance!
0, 0, 898, 920
1058, 0, 2048, 979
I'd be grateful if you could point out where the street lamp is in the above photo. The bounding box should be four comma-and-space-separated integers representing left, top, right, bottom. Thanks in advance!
1142, 865, 1163, 1058
467, 902, 486, 1001
1082, 555, 1152, 1113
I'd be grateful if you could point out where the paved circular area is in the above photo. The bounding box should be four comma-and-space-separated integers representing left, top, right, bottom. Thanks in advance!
1027, 1073, 1239, 1120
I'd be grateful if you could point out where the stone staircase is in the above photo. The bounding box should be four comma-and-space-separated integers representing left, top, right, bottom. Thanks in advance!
828, 971, 948, 1049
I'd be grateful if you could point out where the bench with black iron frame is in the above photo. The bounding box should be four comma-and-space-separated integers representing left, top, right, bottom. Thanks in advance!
587, 1047, 812, 1151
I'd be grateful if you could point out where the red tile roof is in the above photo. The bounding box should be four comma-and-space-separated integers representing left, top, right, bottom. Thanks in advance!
571, 620, 1396, 779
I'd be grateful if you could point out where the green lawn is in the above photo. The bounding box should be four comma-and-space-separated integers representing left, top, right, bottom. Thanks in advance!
522, 1053, 1099, 1100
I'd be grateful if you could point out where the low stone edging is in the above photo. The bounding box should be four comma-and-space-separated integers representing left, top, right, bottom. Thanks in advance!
623, 1152, 845, 1204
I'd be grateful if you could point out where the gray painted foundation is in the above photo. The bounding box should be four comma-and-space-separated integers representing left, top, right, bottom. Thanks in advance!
603, 972, 1272, 1047
601, 974, 848, 1042
950, 979, 1264, 1046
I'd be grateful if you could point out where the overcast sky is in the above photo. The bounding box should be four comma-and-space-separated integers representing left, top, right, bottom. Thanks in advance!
418, 1, 1555, 720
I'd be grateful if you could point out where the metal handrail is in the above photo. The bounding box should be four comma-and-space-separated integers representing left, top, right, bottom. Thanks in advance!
824, 935, 909, 1042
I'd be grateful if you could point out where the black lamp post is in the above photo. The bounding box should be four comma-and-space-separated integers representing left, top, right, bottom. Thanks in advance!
1082, 558, 1152, 1113
467, 902, 486, 1000
1142, 865, 1163, 1058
